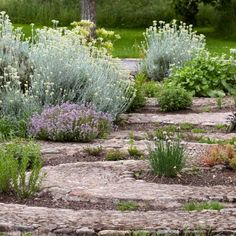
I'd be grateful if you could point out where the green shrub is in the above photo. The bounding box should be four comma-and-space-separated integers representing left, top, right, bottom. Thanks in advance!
83, 146, 103, 156
167, 52, 236, 97
142, 81, 161, 97
106, 150, 127, 161
0, 117, 28, 141
116, 201, 139, 211
157, 86, 192, 112
128, 146, 143, 159
149, 139, 186, 177
229, 157, 236, 171
128, 73, 146, 111
0, 141, 44, 199
0, 13, 135, 120
1, 141, 42, 170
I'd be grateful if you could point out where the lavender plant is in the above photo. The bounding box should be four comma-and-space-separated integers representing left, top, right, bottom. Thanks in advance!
28, 103, 114, 142
141, 20, 205, 81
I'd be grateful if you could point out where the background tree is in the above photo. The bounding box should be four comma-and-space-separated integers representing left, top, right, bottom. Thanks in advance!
172, 0, 233, 25
81, 0, 96, 24
172, 0, 200, 25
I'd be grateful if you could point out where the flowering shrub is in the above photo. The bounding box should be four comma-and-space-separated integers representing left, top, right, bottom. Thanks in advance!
70, 20, 120, 53
29, 103, 113, 142
141, 20, 205, 81
29, 23, 134, 118
0, 13, 135, 121
0, 11, 32, 87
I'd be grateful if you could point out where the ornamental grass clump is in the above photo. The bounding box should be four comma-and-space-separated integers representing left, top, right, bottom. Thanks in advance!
149, 135, 186, 177
29, 103, 113, 142
141, 20, 205, 81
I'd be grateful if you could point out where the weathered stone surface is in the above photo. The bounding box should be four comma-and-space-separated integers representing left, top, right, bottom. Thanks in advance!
121, 59, 140, 73
41, 161, 236, 204
127, 112, 230, 126
1, 96, 236, 234
75, 227, 96, 236
0, 204, 236, 234
39, 133, 219, 167
98, 230, 130, 236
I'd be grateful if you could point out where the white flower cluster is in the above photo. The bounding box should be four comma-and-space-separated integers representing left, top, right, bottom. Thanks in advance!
141, 20, 206, 81
0, 13, 135, 119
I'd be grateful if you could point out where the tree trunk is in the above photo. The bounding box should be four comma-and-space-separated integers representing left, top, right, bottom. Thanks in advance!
81, 0, 96, 24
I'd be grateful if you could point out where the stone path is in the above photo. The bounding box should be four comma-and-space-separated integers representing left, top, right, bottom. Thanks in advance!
0, 203, 236, 235
42, 160, 236, 203
1, 159, 236, 235
126, 112, 230, 126
121, 58, 140, 73
40, 136, 215, 166
1, 96, 236, 235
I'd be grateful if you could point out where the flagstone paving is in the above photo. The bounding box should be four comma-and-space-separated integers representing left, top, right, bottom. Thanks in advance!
0, 203, 236, 235
1, 97, 236, 235
42, 160, 236, 203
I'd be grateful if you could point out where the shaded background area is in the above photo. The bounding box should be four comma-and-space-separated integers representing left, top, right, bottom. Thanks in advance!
1, 0, 234, 29
1, 0, 236, 58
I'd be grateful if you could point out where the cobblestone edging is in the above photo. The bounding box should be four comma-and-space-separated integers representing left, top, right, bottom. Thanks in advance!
0, 203, 236, 235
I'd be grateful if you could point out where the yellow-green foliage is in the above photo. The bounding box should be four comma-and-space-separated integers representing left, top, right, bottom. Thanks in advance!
71, 20, 120, 53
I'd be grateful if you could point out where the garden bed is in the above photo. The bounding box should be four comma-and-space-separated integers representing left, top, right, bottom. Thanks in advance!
135, 168, 236, 187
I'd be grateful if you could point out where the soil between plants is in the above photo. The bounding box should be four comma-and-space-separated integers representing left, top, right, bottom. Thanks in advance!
43, 152, 141, 166
139, 106, 234, 114
0, 192, 167, 212
135, 168, 236, 187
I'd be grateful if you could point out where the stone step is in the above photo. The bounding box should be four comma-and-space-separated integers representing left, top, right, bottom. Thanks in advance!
39, 131, 232, 167
145, 97, 235, 110
41, 160, 236, 205
125, 112, 231, 126
0, 203, 236, 235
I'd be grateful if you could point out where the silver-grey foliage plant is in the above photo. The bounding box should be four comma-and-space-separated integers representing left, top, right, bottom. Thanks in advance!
0, 12, 135, 119
141, 20, 206, 81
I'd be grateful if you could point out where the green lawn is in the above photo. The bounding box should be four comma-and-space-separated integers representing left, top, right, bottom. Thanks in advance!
14, 24, 236, 58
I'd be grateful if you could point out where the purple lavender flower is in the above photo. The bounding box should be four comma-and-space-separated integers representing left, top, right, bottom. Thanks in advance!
28, 102, 113, 142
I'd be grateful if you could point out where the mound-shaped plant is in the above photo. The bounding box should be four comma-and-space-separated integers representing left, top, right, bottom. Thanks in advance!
202, 144, 236, 170
28, 103, 113, 142
141, 20, 205, 81
0, 13, 135, 121
166, 51, 236, 97
157, 86, 192, 112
